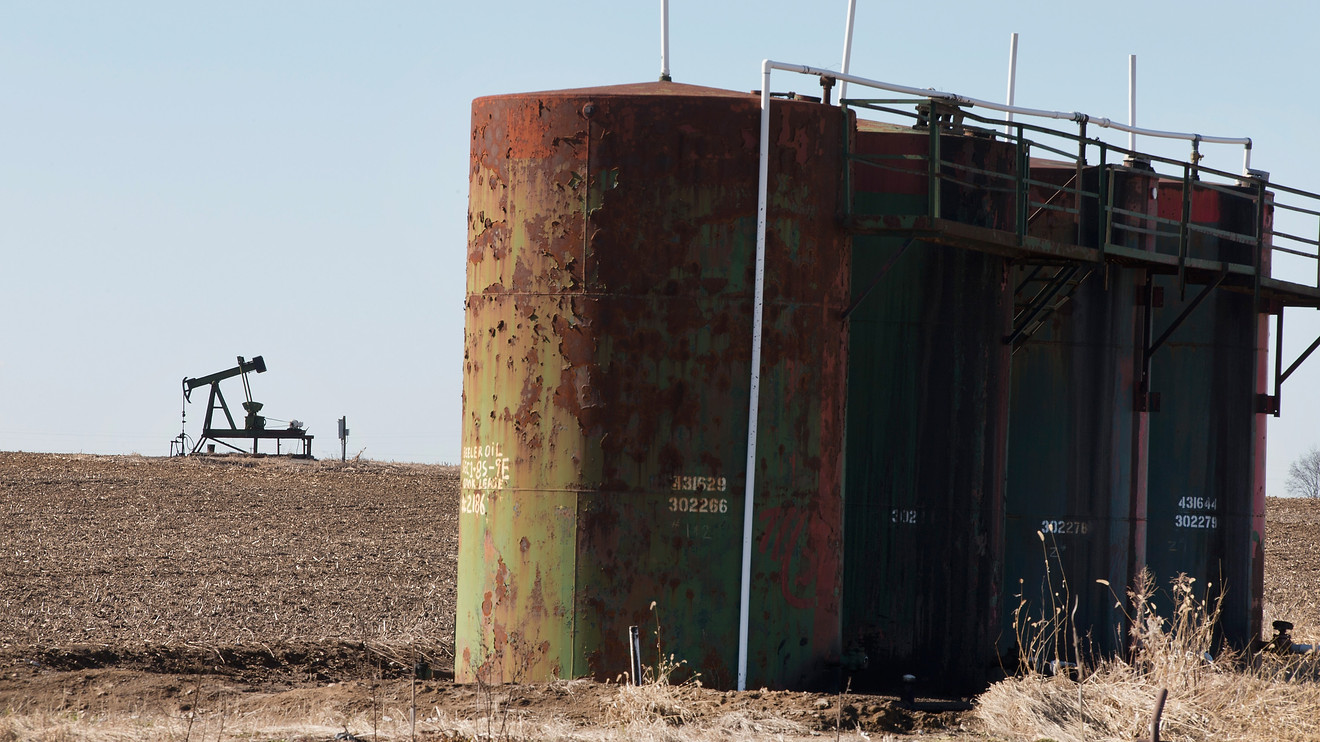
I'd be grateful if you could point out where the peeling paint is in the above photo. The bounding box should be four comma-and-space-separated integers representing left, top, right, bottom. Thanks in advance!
458, 82, 849, 690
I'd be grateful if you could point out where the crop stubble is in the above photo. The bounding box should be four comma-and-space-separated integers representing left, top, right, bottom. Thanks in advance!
0, 452, 458, 659
2, 451, 1319, 740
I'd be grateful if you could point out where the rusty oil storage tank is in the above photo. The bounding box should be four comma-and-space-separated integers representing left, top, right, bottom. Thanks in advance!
459, 82, 850, 690
1000, 161, 1160, 661
840, 118, 1013, 691
1145, 179, 1269, 646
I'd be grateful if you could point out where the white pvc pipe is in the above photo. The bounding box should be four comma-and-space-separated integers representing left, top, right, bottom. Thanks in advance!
1128, 55, 1136, 152
762, 60, 1253, 169
660, 0, 671, 81
839, 0, 858, 102
737, 60, 773, 693
1004, 32, 1019, 136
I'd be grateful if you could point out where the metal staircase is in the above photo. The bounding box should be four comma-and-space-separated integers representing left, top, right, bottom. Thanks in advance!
1006, 263, 1094, 353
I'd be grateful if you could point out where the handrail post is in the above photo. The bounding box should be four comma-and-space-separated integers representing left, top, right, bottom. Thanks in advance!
842, 102, 854, 220
1016, 124, 1028, 239
1273, 310, 1284, 417
1105, 159, 1119, 252
1178, 163, 1193, 299
1075, 119, 1087, 246
1098, 144, 1109, 255
928, 100, 942, 219
1254, 176, 1267, 301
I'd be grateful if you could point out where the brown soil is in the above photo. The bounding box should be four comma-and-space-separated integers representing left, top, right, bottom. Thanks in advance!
1263, 495, 1320, 644
0, 452, 973, 740
1, 451, 1315, 740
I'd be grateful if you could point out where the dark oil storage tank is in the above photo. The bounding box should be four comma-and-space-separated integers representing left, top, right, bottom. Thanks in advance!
1001, 162, 1159, 662
1145, 180, 1268, 647
841, 119, 1013, 692
458, 82, 850, 690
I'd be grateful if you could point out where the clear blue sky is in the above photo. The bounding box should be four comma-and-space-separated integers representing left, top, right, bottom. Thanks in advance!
3, 0, 1318, 495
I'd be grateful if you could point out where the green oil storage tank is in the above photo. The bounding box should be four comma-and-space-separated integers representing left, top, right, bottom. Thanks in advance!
1145, 180, 1268, 647
841, 121, 1013, 692
459, 82, 850, 690
1001, 163, 1159, 663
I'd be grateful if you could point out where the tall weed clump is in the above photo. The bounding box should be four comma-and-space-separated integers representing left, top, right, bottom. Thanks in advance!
604, 602, 701, 738
978, 568, 1320, 742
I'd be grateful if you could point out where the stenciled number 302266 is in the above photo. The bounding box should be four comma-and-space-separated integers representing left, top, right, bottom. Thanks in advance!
668, 496, 729, 514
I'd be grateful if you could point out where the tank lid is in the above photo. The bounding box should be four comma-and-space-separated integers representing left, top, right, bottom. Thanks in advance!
475, 80, 754, 103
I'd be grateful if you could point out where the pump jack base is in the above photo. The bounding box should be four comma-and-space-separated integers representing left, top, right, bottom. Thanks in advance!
192, 428, 314, 458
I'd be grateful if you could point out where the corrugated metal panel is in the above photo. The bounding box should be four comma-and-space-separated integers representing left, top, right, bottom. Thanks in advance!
459, 82, 850, 690
1146, 182, 1267, 647
842, 129, 1013, 692
1001, 165, 1158, 661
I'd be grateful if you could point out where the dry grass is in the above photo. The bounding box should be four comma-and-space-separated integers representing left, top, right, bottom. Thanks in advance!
978, 569, 1320, 742
592, 611, 830, 742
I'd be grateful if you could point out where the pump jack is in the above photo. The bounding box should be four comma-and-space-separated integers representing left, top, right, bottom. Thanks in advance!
179, 355, 313, 456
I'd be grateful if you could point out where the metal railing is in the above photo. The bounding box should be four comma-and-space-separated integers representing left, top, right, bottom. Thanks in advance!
840, 95, 1320, 297
743, 61, 1320, 691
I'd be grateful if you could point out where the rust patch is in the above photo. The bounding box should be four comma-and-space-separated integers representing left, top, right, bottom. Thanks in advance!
459, 85, 849, 690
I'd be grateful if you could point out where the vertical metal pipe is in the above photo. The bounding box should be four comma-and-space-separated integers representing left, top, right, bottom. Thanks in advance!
1254, 178, 1266, 300
739, 60, 774, 692
839, 0, 858, 101
1004, 32, 1019, 136
1149, 687, 1168, 742
1128, 55, 1137, 153
1099, 145, 1110, 252
628, 625, 643, 684
1076, 119, 1087, 246
1131, 273, 1154, 587
1015, 126, 1028, 237
928, 102, 942, 219
660, 0, 672, 81
1274, 311, 1284, 414
1178, 163, 1193, 298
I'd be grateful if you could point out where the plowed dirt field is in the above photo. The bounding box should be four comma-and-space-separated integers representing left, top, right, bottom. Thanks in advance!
1, 451, 1317, 740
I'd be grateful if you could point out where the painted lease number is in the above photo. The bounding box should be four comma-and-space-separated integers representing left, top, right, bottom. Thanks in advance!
460, 492, 487, 515
672, 475, 727, 492
891, 508, 917, 525
1040, 519, 1089, 535
669, 496, 729, 514
1175, 514, 1217, 529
